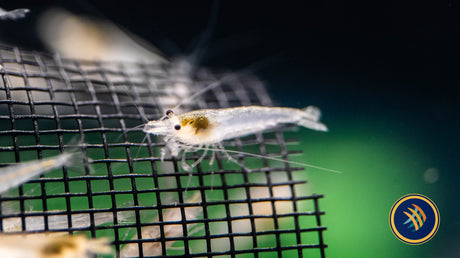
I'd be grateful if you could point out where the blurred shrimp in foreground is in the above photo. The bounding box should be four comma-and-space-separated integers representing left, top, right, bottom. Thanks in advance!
0, 233, 111, 258
0, 151, 83, 194
37, 8, 164, 62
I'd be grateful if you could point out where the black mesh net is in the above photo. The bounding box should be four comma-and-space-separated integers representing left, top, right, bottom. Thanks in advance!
0, 44, 326, 257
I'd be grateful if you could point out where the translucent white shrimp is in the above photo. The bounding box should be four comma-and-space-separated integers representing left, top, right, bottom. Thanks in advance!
0, 233, 111, 258
0, 7, 29, 20
143, 105, 338, 172
0, 152, 81, 194
2, 211, 131, 232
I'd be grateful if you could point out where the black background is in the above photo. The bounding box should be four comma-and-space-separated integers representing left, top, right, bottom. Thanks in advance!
1, 1, 459, 114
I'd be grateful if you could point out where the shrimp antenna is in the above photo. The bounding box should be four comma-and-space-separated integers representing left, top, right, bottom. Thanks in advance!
187, 0, 220, 64
132, 101, 150, 123
187, 145, 342, 174
173, 53, 283, 110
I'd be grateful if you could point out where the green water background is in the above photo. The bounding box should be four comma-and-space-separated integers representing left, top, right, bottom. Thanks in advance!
266, 76, 457, 257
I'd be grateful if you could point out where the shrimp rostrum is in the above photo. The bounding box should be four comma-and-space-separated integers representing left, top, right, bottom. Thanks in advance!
143, 105, 328, 171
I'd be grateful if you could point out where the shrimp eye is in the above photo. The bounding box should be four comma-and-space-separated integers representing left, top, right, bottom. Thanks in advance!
166, 110, 174, 116
174, 124, 181, 130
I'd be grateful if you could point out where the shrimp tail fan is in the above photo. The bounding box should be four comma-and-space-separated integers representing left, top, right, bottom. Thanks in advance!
298, 106, 328, 132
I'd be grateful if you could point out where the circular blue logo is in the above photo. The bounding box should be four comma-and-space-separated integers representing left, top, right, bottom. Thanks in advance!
389, 194, 440, 245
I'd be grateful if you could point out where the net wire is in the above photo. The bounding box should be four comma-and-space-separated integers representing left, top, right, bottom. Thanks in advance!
0, 44, 326, 257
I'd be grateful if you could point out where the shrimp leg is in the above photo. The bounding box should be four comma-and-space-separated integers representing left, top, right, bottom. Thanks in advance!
214, 142, 250, 172
209, 149, 216, 166
181, 148, 191, 171
191, 145, 209, 169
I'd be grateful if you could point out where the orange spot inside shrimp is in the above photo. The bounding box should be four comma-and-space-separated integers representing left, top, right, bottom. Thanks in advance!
180, 116, 210, 135
41, 235, 80, 255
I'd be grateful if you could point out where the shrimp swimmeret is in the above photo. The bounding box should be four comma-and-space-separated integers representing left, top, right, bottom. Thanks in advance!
143, 105, 338, 172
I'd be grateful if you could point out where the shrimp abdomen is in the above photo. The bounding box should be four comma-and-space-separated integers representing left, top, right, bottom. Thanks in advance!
214, 106, 327, 141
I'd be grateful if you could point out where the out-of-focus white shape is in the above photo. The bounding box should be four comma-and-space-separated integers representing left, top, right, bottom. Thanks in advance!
424, 167, 440, 184
0, 7, 29, 20
229, 175, 300, 232
0, 233, 111, 258
0, 152, 79, 194
156, 58, 196, 113
249, 185, 294, 230
2, 211, 131, 232
120, 193, 202, 257
37, 8, 165, 62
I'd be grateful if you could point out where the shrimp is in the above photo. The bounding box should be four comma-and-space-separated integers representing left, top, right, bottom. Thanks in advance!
0, 233, 111, 258
0, 7, 29, 20
143, 105, 336, 172
2, 211, 131, 232
0, 152, 80, 194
